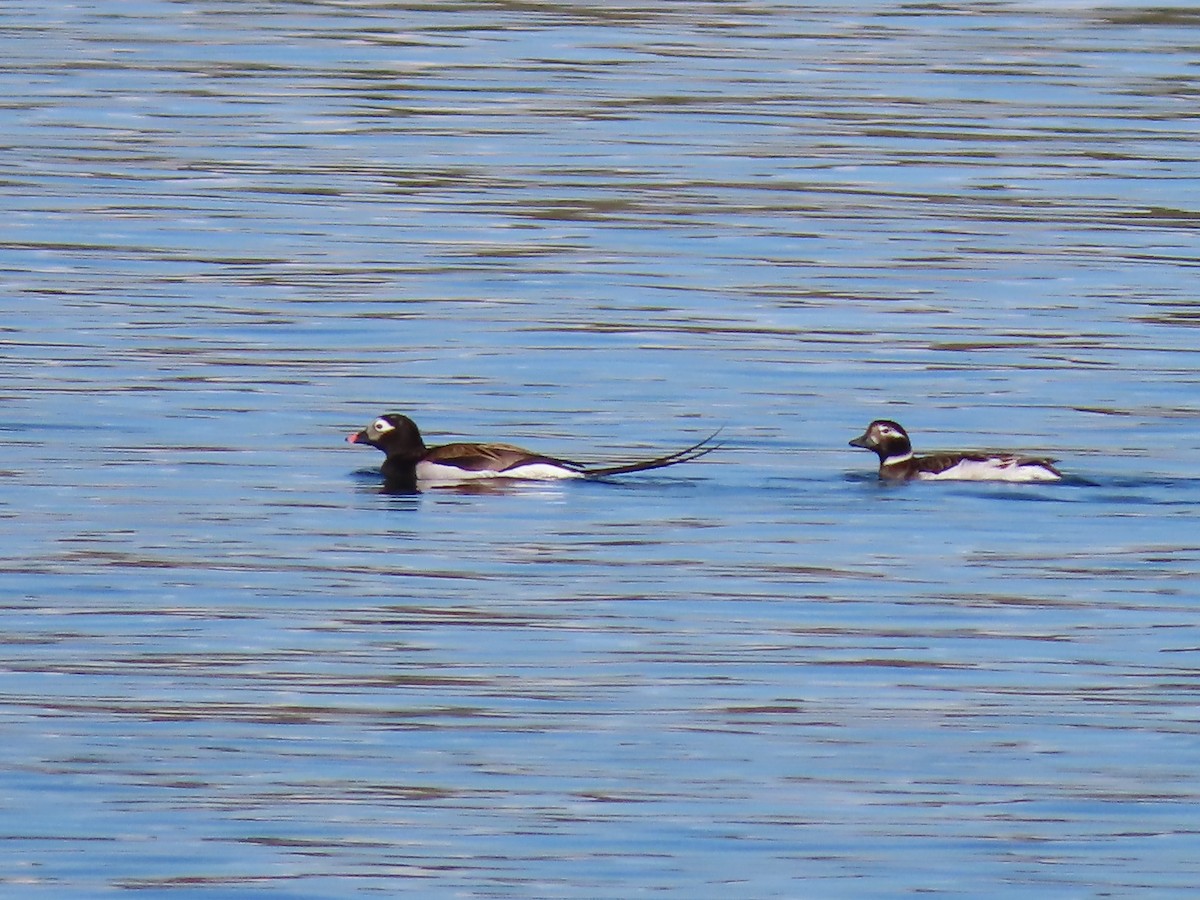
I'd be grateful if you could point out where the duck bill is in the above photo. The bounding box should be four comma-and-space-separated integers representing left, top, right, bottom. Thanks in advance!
848, 433, 871, 449
347, 430, 370, 445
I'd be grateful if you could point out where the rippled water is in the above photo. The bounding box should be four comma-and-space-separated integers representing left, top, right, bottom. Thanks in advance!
3, 2, 1199, 897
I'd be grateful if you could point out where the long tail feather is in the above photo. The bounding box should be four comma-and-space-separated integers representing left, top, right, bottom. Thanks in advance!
580, 429, 723, 478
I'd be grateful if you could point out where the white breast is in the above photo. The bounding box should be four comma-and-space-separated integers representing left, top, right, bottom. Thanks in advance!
915, 457, 1060, 482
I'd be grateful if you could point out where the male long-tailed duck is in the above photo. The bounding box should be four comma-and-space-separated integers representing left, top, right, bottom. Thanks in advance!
348, 413, 719, 490
849, 419, 1062, 482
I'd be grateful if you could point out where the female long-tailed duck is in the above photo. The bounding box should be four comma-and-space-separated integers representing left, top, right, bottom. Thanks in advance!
348, 413, 719, 490
849, 419, 1061, 482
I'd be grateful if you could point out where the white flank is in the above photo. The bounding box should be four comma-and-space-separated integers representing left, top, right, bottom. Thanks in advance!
501, 462, 585, 481
416, 460, 584, 483
915, 458, 1060, 482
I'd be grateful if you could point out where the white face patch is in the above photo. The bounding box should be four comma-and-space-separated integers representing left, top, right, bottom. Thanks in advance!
370, 417, 396, 439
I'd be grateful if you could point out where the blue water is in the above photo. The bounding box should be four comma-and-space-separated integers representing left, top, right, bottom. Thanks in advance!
2, 2, 1199, 897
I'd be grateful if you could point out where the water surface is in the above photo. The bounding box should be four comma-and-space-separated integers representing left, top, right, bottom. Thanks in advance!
2, 2, 1199, 897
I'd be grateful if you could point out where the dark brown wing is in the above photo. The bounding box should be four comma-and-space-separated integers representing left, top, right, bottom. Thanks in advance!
878, 452, 974, 480
913, 451, 981, 476
423, 442, 582, 474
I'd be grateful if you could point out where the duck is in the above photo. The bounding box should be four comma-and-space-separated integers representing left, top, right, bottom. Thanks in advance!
348, 413, 719, 490
849, 419, 1062, 482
